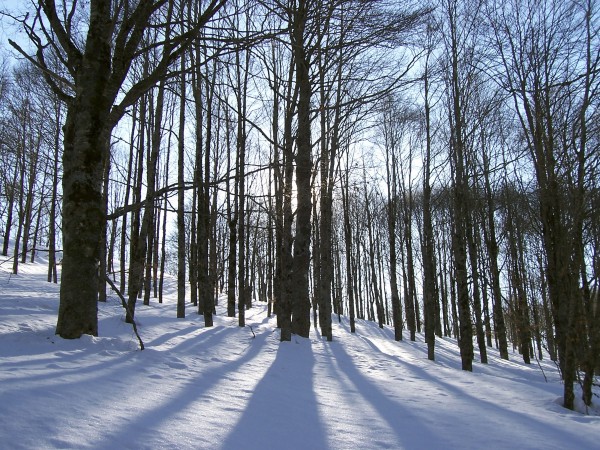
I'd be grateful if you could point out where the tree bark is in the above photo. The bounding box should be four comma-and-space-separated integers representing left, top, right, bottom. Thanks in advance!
422, 57, 436, 359
289, 0, 312, 338
56, 0, 113, 337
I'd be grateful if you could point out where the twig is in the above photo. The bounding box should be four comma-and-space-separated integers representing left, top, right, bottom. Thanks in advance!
104, 275, 145, 351
534, 353, 548, 383
249, 325, 256, 338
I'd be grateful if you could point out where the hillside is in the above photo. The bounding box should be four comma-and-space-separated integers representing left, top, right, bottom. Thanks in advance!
1, 258, 599, 449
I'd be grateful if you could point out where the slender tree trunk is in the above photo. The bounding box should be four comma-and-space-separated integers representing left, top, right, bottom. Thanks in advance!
481, 269, 493, 347
12, 131, 26, 274
363, 178, 383, 329
482, 153, 509, 359
159, 144, 169, 304
466, 214, 487, 363
400, 209, 417, 341
384, 106, 403, 341
176, 56, 186, 319
279, 52, 300, 340
192, 48, 215, 328
20, 135, 41, 264
98, 141, 110, 302
209, 114, 220, 311
341, 167, 356, 333
127, 90, 148, 321
226, 103, 238, 318
2, 162, 19, 257
235, 42, 249, 328
507, 212, 531, 364
47, 101, 61, 284
448, 4, 473, 370
422, 58, 436, 359
128, 81, 161, 319
120, 103, 137, 294
29, 156, 48, 264
437, 239, 451, 337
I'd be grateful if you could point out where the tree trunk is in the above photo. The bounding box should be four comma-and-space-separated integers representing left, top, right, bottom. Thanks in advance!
2, 157, 19, 257
235, 42, 248, 328
466, 214, 487, 364
120, 103, 137, 294
226, 98, 238, 317
47, 101, 61, 284
289, 0, 312, 338
20, 135, 40, 264
12, 130, 26, 274
98, 142, 110, 302
448, 0, 473, 370
482, 152, 509, 359
56, 15, 112, 334
341, 167, 356, 333
422, 57, 436, 358
127, 90, 148, 323
176, 57, 186, 319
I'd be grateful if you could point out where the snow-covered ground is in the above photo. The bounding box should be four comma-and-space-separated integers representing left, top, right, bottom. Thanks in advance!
1, 256, 599, 449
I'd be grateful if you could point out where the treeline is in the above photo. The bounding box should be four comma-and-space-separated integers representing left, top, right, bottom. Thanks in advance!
0, 0, 599, 411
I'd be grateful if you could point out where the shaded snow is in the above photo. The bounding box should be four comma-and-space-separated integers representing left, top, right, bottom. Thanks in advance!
1, 257, 599, 449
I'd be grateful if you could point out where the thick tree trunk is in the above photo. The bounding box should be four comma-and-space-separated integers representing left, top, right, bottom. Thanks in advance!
289, 0, 312, 338
55, 0, 113, 337
57, 108, 107, 337
57, 115, 107, 336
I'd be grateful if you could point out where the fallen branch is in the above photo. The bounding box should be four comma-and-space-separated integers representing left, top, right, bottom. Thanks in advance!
534, 353, 548, 383
104, 275, 144, 351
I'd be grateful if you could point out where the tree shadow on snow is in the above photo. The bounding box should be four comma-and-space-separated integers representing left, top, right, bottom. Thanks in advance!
323, 342, 448, 449
220, 338, 330, 450
343, 330, 597, 449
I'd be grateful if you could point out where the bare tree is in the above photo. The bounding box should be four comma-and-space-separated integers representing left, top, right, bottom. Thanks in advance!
487, 0, 600, 410
9, 0, 225, 338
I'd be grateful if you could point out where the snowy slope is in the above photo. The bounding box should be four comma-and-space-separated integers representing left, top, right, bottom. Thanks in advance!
1, 257, 599, 450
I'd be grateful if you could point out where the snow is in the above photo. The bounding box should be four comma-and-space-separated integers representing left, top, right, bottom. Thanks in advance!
1, 257, 599, 449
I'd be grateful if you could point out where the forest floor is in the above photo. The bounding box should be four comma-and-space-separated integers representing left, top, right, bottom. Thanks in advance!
1, 256, 599, 449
